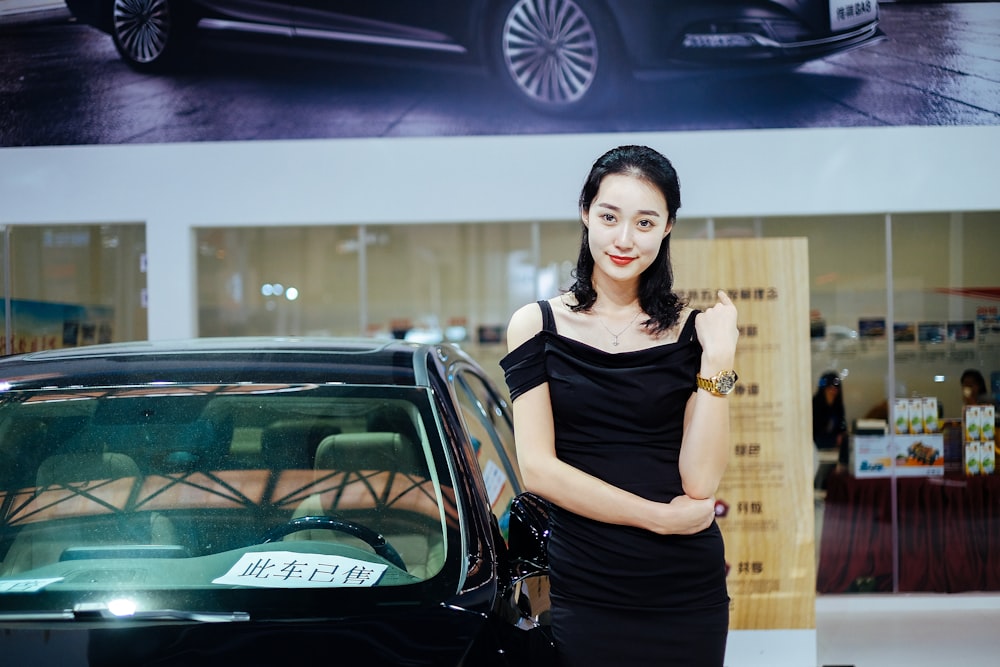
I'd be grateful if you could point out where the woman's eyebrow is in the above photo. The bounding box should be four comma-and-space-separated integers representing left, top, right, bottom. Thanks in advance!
595, 202, 662, 217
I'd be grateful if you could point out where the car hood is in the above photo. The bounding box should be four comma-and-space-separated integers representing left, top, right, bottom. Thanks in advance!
0, 605, 508, 667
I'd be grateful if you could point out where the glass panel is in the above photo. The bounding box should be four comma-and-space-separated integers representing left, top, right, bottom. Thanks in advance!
364, 222, 536, 389
888, 212, 1000, 594
538, 220, 579, 295
196, 227, 360, 337
1, 224, 146, 354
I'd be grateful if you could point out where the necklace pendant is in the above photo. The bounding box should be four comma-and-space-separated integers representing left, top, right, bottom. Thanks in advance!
598, 309, 640, 348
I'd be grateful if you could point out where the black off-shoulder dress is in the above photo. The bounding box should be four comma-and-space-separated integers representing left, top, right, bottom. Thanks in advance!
500, 300, 729, 667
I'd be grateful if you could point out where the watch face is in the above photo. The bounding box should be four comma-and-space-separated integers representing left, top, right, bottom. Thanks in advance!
716, 371, 738, 394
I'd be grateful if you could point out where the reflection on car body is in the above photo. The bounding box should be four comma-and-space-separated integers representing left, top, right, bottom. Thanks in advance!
62, 0, 886, 113
0, 337, 553, 666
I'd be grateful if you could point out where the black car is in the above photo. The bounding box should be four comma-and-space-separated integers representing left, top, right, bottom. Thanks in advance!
0, 337, 554, 666
63, 0, 886, 113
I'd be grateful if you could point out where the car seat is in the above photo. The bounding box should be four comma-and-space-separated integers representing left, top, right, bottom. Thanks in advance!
1, 449, 179, 576
260, 419, 343, 472
286, 430, 445, 579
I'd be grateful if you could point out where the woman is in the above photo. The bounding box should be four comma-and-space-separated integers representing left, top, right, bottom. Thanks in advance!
812, 372, 847, 453
812, 371, 848, 487
500, 145, 738, 667
960, 369, 989, 407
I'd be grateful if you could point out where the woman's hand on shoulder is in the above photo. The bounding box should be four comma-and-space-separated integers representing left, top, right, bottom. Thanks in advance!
695, 290, 739, 367
506, 302, 544, 353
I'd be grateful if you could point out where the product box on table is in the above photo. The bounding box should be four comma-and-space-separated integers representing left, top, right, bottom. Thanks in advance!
851, 434, 892, 477
851, 433, 945, 478
982, 404, 996, 442
893, 433, 945, 477
966, 440, 983, 476
963, 404, 997, 476
982, 441, 996, 475
893, 398, 910, 435
979, 403, 995, 476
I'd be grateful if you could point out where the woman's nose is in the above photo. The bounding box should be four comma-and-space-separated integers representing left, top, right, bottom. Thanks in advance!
615, 226, 633, 248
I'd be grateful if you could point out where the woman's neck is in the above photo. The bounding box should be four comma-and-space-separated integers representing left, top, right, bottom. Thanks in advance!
591, 275, 640, 314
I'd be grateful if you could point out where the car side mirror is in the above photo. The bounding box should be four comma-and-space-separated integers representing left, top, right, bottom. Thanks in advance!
507, 492, 550, 576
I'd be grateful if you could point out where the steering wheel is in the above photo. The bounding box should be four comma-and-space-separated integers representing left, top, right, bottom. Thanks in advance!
261, 515, 407, 571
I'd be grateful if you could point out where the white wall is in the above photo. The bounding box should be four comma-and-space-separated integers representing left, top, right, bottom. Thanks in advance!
2, 125, 999, 340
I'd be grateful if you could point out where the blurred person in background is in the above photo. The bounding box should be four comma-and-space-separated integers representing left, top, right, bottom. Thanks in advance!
813, 371, 848, 489
960, 369, 990, 407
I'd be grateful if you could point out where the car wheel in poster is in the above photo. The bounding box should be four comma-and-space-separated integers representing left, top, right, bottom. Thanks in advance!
491, 0, 621, 115
111, 0, 191, 72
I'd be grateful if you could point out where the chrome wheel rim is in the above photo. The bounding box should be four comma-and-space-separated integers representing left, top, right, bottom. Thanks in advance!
502, 0, 599, 106
113, 0, 173, 64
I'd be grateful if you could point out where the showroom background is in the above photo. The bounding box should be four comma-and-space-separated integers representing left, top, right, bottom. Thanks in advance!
2, 2, 1000, 666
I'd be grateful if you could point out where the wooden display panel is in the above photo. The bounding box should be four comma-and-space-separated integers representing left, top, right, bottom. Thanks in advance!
674, 237, 815, 630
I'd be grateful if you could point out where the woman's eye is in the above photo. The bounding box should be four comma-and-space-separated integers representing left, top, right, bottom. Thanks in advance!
638, 219, 653, 228
601, 213, 616, 223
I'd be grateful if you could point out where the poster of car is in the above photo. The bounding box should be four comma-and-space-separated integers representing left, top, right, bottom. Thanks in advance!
1, 1, 998, 146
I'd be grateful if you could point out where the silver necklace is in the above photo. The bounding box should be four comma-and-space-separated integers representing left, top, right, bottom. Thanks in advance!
598, 310, 642, 346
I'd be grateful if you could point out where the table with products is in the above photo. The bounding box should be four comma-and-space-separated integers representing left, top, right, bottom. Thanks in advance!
816, 469, 1000, 593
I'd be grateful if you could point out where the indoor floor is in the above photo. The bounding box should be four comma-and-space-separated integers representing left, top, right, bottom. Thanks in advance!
813, 481, 999, 667
816, 593, 1000, 667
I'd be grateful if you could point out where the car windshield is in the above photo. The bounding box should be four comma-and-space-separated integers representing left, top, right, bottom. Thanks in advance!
0, 382, 460, 618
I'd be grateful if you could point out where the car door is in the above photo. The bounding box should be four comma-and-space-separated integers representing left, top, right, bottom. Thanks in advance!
451, 364, 553, 641
197, 0, 295, 29
291, 0, 472, 54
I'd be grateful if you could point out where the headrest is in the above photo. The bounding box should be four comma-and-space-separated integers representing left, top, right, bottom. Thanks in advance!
366, 405, 420, 447
261, 419, 342, 471
314, 432, 408, 472
36, 452, 141, 487
161, 418, 233, 472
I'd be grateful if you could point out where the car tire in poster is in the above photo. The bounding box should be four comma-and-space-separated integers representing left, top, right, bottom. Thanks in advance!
111, 0, 194, 72
490, 0, 622, 115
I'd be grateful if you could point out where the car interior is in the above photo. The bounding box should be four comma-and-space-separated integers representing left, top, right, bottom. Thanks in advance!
0, 388, 453, 586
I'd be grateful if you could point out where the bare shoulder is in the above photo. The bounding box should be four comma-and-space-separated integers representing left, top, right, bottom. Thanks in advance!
506, 302, 544, 352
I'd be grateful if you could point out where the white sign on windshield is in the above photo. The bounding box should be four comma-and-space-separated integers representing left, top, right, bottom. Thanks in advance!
213, 551, 388, 588
0, 578, 63, 593
830, 0, 877, 32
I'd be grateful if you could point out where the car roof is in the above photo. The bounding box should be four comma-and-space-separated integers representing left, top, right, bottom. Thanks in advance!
0, 337, 467, 390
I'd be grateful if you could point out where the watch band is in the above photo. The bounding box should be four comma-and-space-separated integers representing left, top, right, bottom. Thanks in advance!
696, 370, 738, 396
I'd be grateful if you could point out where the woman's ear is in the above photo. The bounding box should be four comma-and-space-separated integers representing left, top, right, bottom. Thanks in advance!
580, 208, 589, 228
663, 220, 674, 237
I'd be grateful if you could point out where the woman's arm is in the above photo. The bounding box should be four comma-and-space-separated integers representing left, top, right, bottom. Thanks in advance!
507, 303, 716, 536
679, 290, 740, 499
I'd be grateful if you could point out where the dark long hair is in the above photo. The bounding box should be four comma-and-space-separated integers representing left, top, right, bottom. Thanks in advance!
568, 145, 684, 334
813, 372, 847, 437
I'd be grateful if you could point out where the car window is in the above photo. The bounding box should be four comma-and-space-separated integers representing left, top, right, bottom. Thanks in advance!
0, 384, 461, 607
452, 368, 521, 537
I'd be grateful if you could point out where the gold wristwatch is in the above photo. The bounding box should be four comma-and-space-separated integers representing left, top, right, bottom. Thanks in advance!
696, 370, 739, 396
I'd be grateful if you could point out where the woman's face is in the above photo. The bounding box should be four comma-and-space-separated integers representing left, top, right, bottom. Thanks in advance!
582, 173, 673, 284
962, 378, 983, 404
